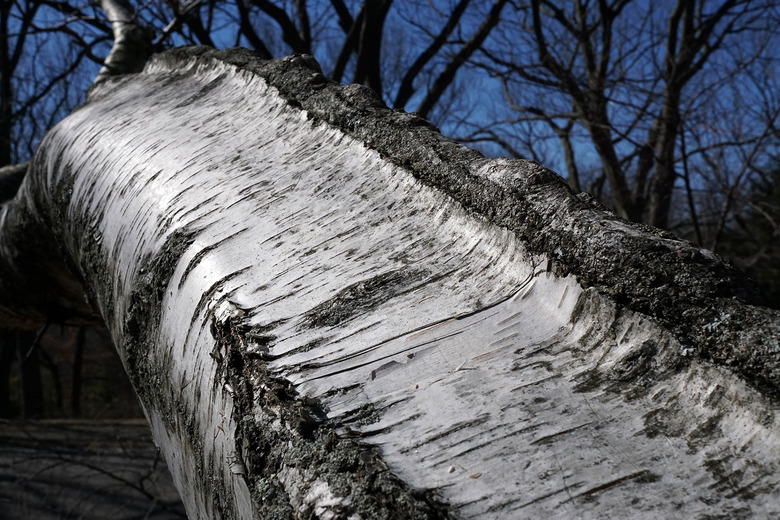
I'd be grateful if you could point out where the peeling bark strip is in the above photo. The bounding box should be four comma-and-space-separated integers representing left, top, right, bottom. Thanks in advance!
1, 46, 779, 518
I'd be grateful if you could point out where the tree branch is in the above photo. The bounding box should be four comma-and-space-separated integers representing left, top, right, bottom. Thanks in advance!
415, 0, 509, 118
250, 0, 309, 54
393, 0, 471, 109
95, 0, 154, 82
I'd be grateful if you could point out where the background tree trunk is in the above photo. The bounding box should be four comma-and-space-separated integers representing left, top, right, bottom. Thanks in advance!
0, 47, 779, 519
17, 331, 43, 418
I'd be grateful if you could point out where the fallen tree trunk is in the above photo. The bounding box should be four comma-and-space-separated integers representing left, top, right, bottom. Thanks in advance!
1, 46, 779, 518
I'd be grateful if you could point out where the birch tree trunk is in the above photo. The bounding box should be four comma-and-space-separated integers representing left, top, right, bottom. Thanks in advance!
1, 46, 780, 519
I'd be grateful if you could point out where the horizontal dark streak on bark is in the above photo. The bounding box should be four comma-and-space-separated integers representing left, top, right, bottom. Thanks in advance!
495, 485, 572, 512
510, 373, 563, 391
345, 410, 424, 436
513, 360, 556, 373
531, 422, 593, 445
257, 224, 299, 247
295, 272, 535, 377
297, 327, 468, 377
278, 321, 383, 364
565, 470, 659, 502
447, 422, 549, 461
173, 193, 221, 222
401, 415, 491, 453
272, 205, 308, 225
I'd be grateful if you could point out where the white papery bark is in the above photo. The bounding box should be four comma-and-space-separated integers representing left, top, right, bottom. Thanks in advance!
1, 47, 779, 519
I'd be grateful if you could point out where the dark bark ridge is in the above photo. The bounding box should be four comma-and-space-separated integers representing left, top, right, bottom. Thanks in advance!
139, 46, 779, 399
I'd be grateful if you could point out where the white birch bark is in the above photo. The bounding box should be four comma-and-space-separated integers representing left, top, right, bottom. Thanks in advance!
1, 47, 779, 519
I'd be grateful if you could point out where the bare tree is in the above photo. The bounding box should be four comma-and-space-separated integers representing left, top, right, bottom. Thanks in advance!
1, 0, 43, 166
713, 160, 780, 308
0, 0, 125, 166
148, 0, 509, 123
474, 0, 779, 230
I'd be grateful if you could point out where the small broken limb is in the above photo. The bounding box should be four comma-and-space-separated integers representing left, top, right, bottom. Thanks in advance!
209, 348, 224, 363
223, 382, 236, 396
227, 451, 246, 475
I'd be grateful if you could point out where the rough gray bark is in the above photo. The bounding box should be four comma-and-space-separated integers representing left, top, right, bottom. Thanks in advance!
0, 46, 779, 518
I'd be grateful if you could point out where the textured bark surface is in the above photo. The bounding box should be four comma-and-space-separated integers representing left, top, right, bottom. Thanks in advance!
0, 47, 779, 518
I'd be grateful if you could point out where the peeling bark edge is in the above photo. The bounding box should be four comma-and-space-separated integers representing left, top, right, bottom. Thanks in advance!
124, 46, 780, 400
211, 315, 454, 520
